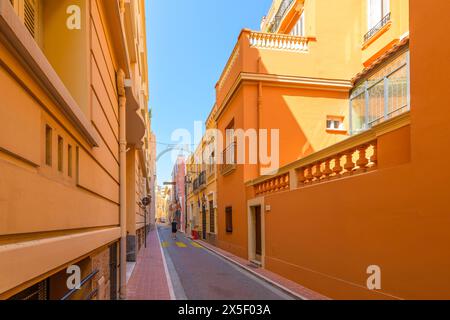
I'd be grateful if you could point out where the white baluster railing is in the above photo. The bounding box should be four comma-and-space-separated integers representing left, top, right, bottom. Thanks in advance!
249, 32, 309, 53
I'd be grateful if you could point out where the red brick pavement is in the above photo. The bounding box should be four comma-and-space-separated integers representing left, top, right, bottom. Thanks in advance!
195, 240, 330, 300
127, 228, 172, 300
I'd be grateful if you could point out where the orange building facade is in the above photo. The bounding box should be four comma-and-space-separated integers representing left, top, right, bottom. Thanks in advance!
0, 0, 154, 300
206, 0, 450, 300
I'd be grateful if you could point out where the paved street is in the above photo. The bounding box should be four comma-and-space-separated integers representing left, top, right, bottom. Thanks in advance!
158, 226, 294, 300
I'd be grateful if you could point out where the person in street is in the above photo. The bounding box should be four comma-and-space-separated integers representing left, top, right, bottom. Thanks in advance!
171, 217, 178, 240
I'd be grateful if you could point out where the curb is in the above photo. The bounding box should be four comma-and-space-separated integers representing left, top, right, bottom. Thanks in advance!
193, 239, 311, 301
156, 227, 176, 300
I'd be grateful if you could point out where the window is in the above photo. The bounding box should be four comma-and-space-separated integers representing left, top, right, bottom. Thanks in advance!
350, 49, 410, 134
326, 116, 345, 131
75, 146, 80, 181
365, 0, 391, 42
225, 207, 233, 233
68, 145, 73, 177
57, 136, 63, 172
368, 0, 390, 29
290, 12, 305, 37
45, 125, 52, 166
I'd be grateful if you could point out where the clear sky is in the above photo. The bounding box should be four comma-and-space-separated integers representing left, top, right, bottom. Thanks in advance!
146, 0, 272, 185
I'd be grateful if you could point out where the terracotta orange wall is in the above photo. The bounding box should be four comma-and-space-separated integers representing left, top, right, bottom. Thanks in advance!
262, 125, 417, 300
258, 86, 349, 170
217, 83, 351, 258
217, 90, 249, 259
249, 0, 450, 299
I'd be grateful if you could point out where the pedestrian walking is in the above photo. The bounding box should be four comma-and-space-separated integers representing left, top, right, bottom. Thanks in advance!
171, 217, 178, 240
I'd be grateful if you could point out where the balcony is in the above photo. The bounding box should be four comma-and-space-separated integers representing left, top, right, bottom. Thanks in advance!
221, 143, 237, 176
248, 31, 309, 52
193, 171, 207, 193
364, 12, 392, 43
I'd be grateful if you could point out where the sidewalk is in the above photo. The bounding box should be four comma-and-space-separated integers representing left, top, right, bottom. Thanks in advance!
126, 227, 172, 300
194, 239, 330, 300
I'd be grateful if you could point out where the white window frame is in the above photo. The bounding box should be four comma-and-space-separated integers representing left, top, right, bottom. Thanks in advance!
368, 0, 390, 29
326, 117, 345, 131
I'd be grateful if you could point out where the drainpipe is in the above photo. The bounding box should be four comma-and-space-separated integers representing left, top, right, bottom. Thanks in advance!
117, 69, 127, 300
257, 57, 263, 175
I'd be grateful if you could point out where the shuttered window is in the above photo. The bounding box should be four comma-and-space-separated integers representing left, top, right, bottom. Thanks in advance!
23, 0, 37, 38
8, 0, 40, 40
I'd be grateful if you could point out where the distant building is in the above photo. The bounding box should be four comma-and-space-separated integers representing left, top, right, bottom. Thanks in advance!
171, 156, 186, 232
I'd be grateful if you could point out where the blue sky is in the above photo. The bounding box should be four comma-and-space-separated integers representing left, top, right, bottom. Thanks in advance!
146, 0, 272, 185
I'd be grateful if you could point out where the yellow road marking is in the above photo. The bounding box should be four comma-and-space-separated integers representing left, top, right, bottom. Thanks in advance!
176, 242, 187, 248
191, 242, 203, 248
161, 242, 169, 248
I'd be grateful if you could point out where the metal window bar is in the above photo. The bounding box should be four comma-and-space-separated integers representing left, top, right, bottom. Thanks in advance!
364, 12, 391, 43
60, 270, 99, 301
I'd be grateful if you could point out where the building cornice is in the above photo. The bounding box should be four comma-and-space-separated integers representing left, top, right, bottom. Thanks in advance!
215, 72, 352, 121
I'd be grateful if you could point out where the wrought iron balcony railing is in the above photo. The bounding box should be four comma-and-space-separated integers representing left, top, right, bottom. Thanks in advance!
193, 171, 207, 193
364, 12, 391, 43
198, 171, 207, 188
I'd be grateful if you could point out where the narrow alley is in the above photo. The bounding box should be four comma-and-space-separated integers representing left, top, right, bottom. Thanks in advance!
156, 226, 294, 300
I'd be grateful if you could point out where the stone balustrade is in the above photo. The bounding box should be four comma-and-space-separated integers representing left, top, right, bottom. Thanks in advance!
248, 31, 309, 52
249, 112, 410, 197
255, 172, 290, 196
296, 142, 377, 187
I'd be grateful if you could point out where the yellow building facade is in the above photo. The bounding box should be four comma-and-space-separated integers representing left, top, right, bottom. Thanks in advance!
186, 117, 218, 244
0, 0, 154, 300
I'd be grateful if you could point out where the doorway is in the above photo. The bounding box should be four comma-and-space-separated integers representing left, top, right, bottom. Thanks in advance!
202, 204, 207, 240
247, 198, 265, 266
254, 206, 262, 262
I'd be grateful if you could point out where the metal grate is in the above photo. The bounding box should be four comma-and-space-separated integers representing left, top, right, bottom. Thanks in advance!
9, 279, 49, 300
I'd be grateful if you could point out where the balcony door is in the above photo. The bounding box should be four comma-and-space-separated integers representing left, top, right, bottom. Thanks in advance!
368, 0, 390, 29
